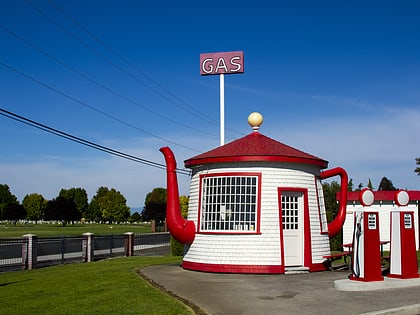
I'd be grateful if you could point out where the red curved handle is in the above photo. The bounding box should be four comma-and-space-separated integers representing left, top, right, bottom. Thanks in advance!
319, 167, 348, 238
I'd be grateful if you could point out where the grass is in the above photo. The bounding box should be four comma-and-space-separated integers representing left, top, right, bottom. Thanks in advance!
0, 256, 194, 315
0, 222, 152, 238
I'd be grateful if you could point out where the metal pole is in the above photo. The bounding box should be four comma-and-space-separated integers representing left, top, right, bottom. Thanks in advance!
220, 73, 225, 146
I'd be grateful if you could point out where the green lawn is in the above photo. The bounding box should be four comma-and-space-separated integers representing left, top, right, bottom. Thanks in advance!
0, 256, 195, 315
0, 222, 152, 238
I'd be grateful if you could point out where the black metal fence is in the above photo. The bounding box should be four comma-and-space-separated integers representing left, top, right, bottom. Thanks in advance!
0, 232, 170, 272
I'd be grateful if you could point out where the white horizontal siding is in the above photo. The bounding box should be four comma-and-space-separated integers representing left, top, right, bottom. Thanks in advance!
184, 162, 331, 266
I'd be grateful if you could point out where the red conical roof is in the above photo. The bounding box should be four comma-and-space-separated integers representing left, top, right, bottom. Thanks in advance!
185, 131, 328, 168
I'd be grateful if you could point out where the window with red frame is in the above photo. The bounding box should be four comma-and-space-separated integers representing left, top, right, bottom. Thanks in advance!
200, 175, 259, 232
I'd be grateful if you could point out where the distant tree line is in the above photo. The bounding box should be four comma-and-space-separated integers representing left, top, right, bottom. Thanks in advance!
0, 185, 132, 224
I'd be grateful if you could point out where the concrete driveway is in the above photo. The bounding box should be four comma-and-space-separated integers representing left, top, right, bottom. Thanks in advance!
141, 264, 420, 315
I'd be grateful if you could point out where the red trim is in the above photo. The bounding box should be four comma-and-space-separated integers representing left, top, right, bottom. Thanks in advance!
278, 192, 285, 268
319, 167, 348, 237
303, 190, 312, 267
197, 172, 262, 234
184, 132, 329, 169
257, 174, 262, 233
186, 155, 328, 168
277, 188, 311, 268
198, 232, 262, 235
182, 261, 285, 274
309, 262, 328, 272
338, 190, 420, 202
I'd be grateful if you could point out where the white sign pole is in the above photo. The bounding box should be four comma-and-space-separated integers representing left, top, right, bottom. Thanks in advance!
220, 73, 225, 146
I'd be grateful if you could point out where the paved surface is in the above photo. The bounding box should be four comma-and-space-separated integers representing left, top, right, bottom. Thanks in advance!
141, 264, 420, 315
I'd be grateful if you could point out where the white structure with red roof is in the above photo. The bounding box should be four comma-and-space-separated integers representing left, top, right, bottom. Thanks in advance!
160, 112, 349, 273
342, 190, 420, 251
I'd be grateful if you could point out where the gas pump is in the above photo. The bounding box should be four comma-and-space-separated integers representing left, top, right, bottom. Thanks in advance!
388, 190, 419, 279
349, 189, 384, 282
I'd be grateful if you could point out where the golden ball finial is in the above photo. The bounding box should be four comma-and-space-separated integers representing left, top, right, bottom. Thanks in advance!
248, 112, 263, 131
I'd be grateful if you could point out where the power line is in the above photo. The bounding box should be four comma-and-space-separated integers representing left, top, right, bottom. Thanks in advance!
47, 0, 218, 126
0, 107, 191, 176
0, 23, 215, 137
0, 60, 200, 153
24, 0, 218, 126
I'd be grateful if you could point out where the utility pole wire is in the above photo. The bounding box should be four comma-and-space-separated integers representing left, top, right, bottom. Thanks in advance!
24, 0, 218, 126
0, 23, 215, 137
47, 0, 218, 125
0, 107, 191, 176
0, 60, 200, 153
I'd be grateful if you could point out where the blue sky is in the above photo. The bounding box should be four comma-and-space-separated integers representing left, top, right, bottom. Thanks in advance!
1, 1, 419, 208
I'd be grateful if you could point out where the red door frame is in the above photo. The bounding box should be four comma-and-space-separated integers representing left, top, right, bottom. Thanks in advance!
278, 187, 312, 269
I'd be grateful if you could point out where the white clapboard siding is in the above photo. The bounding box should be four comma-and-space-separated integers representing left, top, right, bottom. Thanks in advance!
183, 162, 331, 267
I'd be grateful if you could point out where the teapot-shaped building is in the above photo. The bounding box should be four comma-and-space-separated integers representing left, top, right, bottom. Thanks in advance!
160, 113, 348, 273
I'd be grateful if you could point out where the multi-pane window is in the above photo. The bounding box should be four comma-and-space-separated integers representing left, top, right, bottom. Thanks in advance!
200, 175, 259, 232
281, 194, 299, 230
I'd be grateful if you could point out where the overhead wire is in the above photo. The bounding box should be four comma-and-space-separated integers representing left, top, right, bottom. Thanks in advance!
47, 0, 218, 126
0, 60, 200, 153
25, 0, 245, 138
0, 23, 215, 137
23, 0, 218, 127
0, 107, 191, 176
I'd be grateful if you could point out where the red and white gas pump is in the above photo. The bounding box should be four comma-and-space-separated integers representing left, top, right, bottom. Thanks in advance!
349, 189, 384, 282
388, 190, 419, 279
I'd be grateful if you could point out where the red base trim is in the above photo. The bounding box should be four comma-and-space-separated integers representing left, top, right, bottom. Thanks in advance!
182, 261, 329, 274
309, 262, 328, 272
349, 275, 384, 282
388, 273, 420, 279
182, 261, 285, 274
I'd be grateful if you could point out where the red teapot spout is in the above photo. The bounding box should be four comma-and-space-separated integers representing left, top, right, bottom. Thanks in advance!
160, 147, 196, 244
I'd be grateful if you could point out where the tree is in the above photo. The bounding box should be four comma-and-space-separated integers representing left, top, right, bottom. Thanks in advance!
142, 188, 167, 222
89, 186, 130, 223
59, 188, 88, 218
0, 184, 19, 220
171, 195, 189, 256
102, 188, 130, 223
2, 203, 26, 222
378, 177, 397, 191
86, 187, 108, 222
322, 181, 342, 251
44, 196, 81, 224
367, 178, 374, 190
22, 193, 47, 223
415, 157, 420, 176
179, 195, 189, 218
347, 178, 354, 192
129, 211, 142, 223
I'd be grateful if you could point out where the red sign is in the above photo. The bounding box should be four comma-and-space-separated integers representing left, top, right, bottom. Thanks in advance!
200, 51, 244, 76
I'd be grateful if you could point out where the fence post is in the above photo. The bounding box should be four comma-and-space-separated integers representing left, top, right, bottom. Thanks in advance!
61, 235, 65, 265
22, 234, 37, 270
124, 232, 134, 257
82, 233, 94, 262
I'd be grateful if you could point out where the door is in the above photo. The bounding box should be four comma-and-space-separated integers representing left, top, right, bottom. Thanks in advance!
280, 191, 304, 266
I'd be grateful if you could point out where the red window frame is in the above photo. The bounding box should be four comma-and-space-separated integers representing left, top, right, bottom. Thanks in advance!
197, 172, 262, 235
